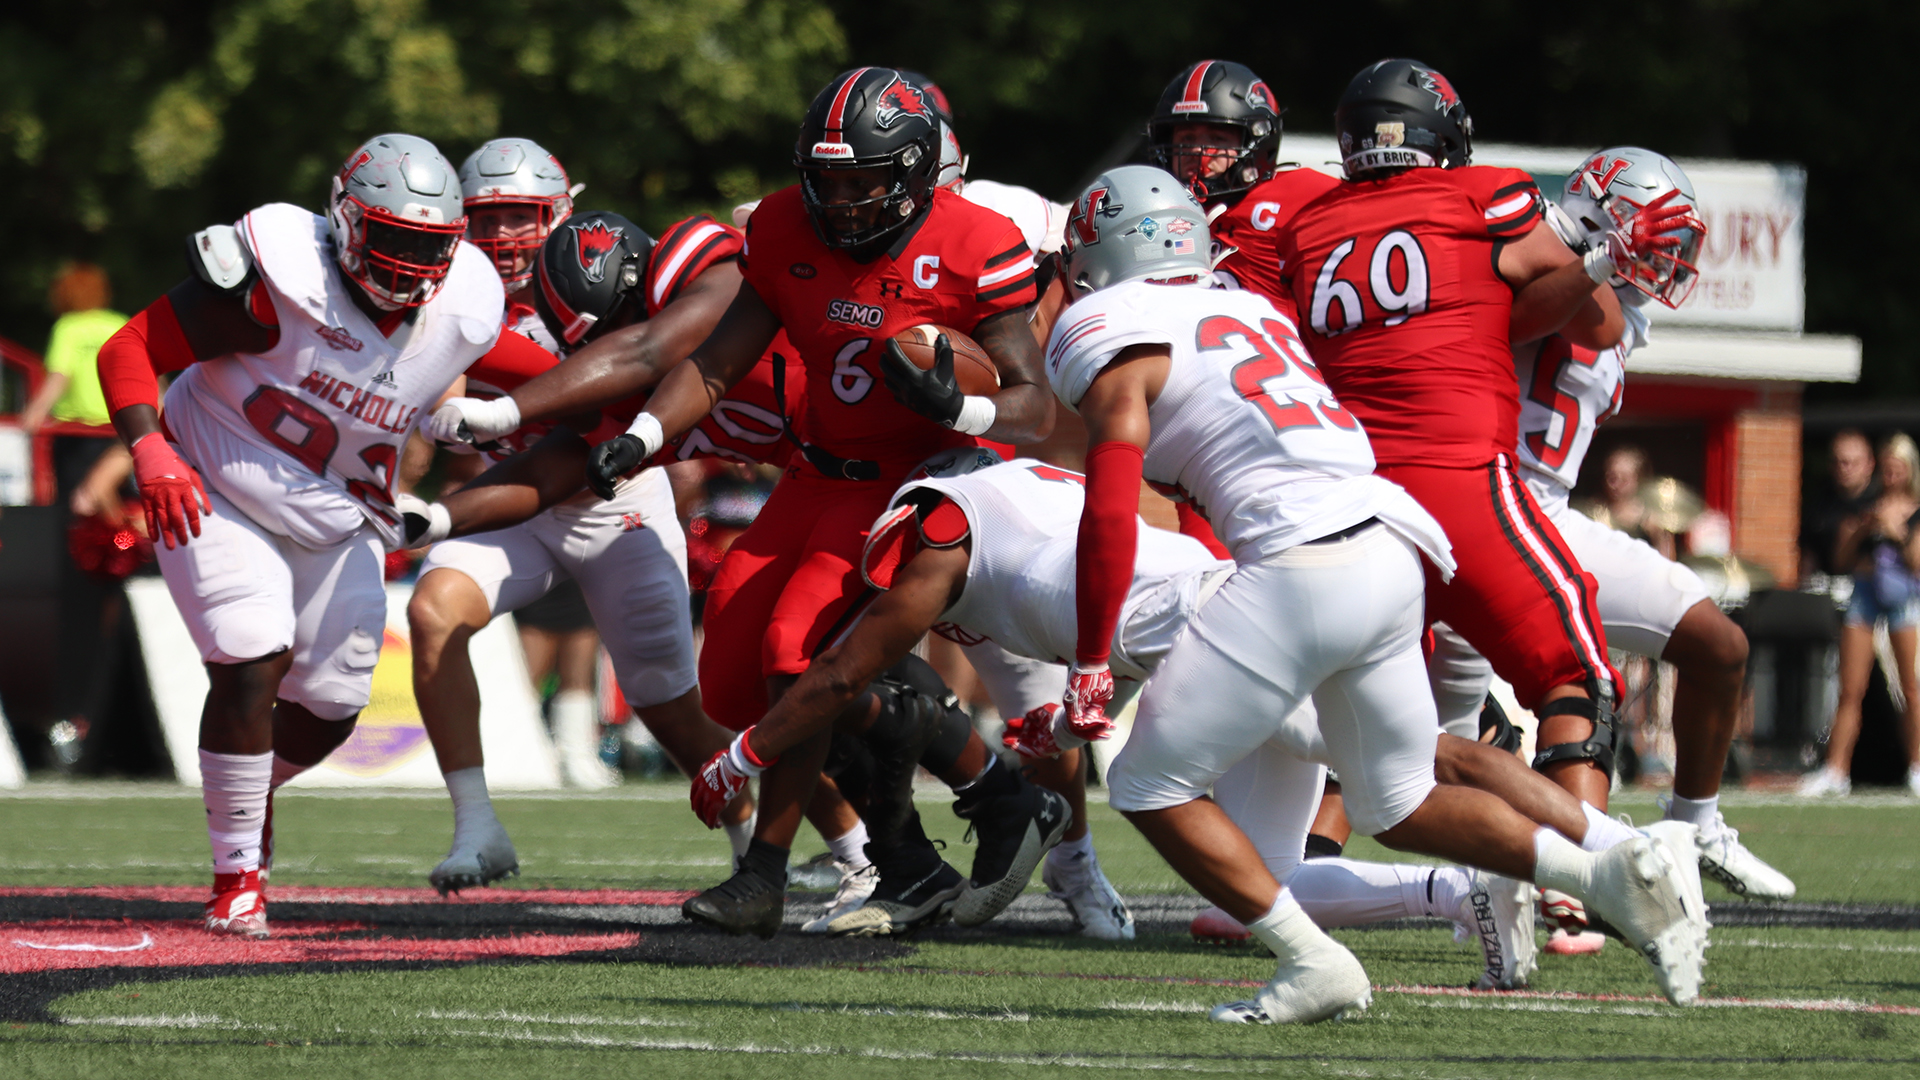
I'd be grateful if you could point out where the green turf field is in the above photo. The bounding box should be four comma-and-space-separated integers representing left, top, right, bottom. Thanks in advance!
3, 783, 1919, 1078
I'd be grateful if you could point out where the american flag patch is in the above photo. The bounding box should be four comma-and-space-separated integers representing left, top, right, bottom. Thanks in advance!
1170, 238, 1196, 255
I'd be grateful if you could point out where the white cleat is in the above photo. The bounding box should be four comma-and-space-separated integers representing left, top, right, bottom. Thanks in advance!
429, 818, 520, 896
1796, 766, 1850, 798
1455, 872, 1536, 989
801, 860, 879, 933
1210, 939, 1373, 1025
1042, 848, 1136, 941
1579, 827, 1709, 1005
1686, 807, 1796, 901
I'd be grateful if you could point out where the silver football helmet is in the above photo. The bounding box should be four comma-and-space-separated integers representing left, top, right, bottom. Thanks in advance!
329, 133, 466, 309
935, 120, 967, 193
1060, 165, 1211, 295
459, 137, 575, 291
1557, 146, 1707, 309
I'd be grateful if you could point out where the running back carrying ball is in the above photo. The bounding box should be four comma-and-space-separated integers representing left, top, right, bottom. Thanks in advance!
880, 323, 1002, 434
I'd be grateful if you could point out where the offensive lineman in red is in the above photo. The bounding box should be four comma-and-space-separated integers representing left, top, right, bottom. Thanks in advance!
587, 67, 1059, 936
1274, 60, 1643, 811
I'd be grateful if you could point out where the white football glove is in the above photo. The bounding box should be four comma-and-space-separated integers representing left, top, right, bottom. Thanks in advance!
394, 493, 451, 550
425, 396, 522, 447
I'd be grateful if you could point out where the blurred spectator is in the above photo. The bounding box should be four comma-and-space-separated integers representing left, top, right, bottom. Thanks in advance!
1801, 432, 1920, 796
20, 263, 127, 496
1801, 428, 1880, 579
1600, 446, 1675, 558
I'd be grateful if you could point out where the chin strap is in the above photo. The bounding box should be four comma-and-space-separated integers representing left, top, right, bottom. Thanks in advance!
1529, 683, 1617, 778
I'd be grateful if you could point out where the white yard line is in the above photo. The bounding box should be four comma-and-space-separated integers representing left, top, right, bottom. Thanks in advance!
1718, 937, 1920, 954
419, 1009, 688, 1028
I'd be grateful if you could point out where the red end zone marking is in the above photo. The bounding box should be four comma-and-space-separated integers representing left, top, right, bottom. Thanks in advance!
3, 920, 640, 973
0, 886, 695, 905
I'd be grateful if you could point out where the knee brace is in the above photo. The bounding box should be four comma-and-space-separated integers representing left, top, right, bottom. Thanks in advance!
872, 654, 973, 777
1529, 685, 1617, 777
1477, 694, 1523, 756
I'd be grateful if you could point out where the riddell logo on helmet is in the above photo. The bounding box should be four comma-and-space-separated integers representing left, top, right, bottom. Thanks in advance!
811, 142, 855, 160
569, 221, 624, 283
1417, 68, 1462, 110
872, 77, 930, 129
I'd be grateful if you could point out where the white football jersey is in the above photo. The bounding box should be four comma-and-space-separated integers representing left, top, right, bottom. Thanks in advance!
164, 202, 503, 548
1513, 304, 1648, 512
898, 459, 1229, 682
960, 180, 1068, 259
1044, 281, 1452, 571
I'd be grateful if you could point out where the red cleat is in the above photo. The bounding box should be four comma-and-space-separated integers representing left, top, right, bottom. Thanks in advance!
204, 869, 269, 939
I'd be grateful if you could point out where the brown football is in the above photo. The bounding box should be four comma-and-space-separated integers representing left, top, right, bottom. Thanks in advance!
891, 324, 999, 396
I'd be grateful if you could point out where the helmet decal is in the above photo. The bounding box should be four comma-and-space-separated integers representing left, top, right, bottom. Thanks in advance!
1574, 154, 1633, 199
1064, 187, 1111, 252
570, 221, 625, 283
822, 65, 873, 140
338, 149, 374, 187
873, 77, 931, 129
1171, 61, 1215, 114
1244, 80, 1277, 114
1417, 68, 1461, 110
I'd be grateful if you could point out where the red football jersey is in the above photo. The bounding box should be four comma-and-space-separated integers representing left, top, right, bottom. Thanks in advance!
1210, 166, 1341, 321
1274, 166, 1543, 468
741, 185, 1035, 469
465, 214, 803, 469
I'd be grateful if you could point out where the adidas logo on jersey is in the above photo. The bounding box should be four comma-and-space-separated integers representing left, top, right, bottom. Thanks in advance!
370, 370, 398, 388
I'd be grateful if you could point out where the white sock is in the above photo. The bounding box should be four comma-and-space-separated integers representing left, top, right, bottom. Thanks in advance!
1580, 802, 1639, 852
1532, 826, 1595, 896
1246, 888, 1333, 962
200, 749, 273, 875
1664, 793, 1719, 827
1047, 830, 1095, 869
1287, 857, 1441, 927
826, 818, 871, 868
269, 753, 310, 791
444, 766, 499, 847
554, 690, 598, 753
724, 812, 757, 865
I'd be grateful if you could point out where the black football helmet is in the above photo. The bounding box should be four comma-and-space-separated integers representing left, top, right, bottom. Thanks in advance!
793, 67, 941, 250
531, 210, 655, 348
1146, 60, 1282, 204
1334, 59, 1473, 178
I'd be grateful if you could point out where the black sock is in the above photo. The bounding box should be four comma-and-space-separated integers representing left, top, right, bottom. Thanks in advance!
953, 753, 1019, 812
740, 838, 789, 886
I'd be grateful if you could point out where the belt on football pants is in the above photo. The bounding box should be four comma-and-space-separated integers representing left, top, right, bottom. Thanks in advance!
1302, 516, 1380, 545
802, 443, 882, 482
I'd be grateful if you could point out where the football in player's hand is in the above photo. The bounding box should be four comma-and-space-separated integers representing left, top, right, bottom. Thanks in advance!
891, 324, 999, 396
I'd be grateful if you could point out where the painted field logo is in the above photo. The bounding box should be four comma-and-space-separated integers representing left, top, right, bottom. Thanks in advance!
322, 627, 429, 778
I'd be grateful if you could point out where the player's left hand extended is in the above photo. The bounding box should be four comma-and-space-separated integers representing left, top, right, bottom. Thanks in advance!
1003, 702, 1088, 759
691, 729, 775, 829
394, 493, 451, 550
586, 434, 645, 501
880, 334, 964, 427
1062, 662, 1116, 742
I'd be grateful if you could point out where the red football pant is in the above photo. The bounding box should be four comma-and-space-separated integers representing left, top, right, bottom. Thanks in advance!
698, 460, 896, 732
1377, 454, 1619, 709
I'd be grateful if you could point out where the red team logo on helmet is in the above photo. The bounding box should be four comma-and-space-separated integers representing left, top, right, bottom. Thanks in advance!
1064, 187, 1111, 252
1245, 80, 1277, 114
872, 77, 931, 129
1573, 154, 1632, 200
1417, 68, 1462, 111
569, 220, 624, 283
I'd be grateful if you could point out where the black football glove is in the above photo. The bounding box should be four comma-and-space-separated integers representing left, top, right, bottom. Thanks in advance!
587, 434, 646, 501
880, 334, 964, 427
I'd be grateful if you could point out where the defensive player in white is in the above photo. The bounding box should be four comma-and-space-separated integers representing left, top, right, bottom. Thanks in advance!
1044, 165, 1707, 1021
411, 206, 766, 893
1430, 149, 1795, 934
94, 134, 537, 937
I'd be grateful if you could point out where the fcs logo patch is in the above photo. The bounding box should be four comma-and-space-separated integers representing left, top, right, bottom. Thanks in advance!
569, 221, 625, 283
1417, 68, 1462, 111
873, 76, 931, 129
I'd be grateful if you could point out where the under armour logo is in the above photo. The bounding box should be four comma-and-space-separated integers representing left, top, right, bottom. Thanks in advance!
371, 370, 398, 387
621, 513, 646, 532
877, 281, 904, 300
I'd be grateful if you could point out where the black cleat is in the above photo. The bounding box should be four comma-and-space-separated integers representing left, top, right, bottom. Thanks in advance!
951, 769, 1070, 926
683, 865, 785, 939
828, 856, 965, 937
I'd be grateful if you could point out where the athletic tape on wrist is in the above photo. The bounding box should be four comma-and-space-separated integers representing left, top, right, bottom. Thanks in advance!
625, 412, 665, 459
952, 395, 997, 436
1582, 246, 1617, 285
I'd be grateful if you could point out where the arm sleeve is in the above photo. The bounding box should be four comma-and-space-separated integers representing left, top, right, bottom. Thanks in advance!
1075, 439, 1145, 667
98, 297, 200, 416
644, 215, 744, 317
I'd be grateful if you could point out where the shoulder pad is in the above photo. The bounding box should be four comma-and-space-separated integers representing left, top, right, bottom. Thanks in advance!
185, 224, 255, 295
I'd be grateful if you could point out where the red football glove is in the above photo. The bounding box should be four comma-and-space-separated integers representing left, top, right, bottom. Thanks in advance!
1627, 188, 1698, 257
1004, 703, 1074, 759
690, 728, 774, 829
1062, 662, 1116, 742
130, 433, 209, 551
